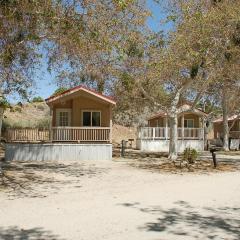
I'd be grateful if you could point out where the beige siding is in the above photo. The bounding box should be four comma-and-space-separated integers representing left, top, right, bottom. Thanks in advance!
52, 95, 111, 127
149, 113, 202, 128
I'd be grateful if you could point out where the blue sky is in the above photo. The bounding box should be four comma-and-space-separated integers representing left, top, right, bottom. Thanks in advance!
8, 0, 172, 103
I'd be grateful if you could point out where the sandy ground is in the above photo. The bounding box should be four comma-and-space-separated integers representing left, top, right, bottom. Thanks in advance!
0, 156, 240, 240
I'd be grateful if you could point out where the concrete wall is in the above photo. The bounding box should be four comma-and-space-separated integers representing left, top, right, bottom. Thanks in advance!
5, 143, 112, 161
136, 139, 204, 152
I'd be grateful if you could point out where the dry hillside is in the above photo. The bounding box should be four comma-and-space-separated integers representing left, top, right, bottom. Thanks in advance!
3, 102, 137, 145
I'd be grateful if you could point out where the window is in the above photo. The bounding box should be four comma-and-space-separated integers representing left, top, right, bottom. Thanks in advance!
56, 109, 71, 126
184, 119, 194, 128
82, 111, 101, 127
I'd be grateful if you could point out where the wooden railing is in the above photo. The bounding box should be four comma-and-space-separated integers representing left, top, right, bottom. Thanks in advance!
230, 131, 240, 139
5, 127, 111, 143
51, 127, 111, 142
138, 127, 204, 140
5, 128, 50, 142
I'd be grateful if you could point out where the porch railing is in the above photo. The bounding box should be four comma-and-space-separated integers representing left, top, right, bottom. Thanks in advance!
51, 127, 111, 142
4, 127, 111, 143
138, 127, 204, 140
229, 131, 240, 139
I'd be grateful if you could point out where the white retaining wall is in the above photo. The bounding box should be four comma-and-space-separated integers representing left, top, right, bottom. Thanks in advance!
5, 143, 112, 161
136, 139, 204, 152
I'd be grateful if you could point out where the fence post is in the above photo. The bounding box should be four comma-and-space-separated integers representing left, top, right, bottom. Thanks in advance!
152, 128, 155, 140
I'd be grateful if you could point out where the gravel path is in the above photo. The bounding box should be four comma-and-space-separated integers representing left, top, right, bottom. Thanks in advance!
0, 158, 240, 240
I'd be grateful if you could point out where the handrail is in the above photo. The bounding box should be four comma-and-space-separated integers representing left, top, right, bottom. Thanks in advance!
138, 127, 204, 140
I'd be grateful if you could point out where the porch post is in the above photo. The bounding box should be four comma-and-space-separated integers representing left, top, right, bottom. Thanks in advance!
181, 115, 184, 140
109, 105, 112, 143
49, 107, 53, 142
165, 117, 168, 139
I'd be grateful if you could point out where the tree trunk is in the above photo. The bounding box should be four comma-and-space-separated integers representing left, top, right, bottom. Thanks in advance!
168, 113, 178, 160
222, 90, 229, 151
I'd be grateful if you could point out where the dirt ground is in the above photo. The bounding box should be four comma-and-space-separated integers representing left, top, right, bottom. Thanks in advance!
0, 154, 240, 240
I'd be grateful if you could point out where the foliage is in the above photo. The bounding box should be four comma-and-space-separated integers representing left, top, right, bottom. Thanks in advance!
52, 87, 67, 96
183, 148, 198, 164
32, 96, 44, 103
0, 97, 10, 109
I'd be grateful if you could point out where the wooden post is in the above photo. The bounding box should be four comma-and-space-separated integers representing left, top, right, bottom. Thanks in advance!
49, 107, 53, 142
181, 115, 185, 140
165, 117, 168, 139
109, 105, 112, 143
152, 127, 155, 140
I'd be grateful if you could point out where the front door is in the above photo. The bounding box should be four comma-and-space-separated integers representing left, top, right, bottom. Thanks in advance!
55, 109, 72, 140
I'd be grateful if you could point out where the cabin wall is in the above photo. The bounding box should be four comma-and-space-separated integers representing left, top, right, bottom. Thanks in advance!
214, 120, 240, 139
51, 96, 111, 127
148, 114, 201, 128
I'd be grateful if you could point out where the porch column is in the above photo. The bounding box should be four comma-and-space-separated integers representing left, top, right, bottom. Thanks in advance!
109, 105, 112, 143
165, 117, 168, 139
181, 115, 185, 140
49, 107, 53, 142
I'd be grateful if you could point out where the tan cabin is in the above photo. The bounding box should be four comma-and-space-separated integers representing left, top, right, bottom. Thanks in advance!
5, 86, 116, 161
213, 116, 240, 139
45, 86, 116, 142
137, 104, 207, 152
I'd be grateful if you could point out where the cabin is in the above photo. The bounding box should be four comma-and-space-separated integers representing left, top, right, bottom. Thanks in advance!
5, 86, 116, 161
213, 115, 240, 150
136, 104, 207, 152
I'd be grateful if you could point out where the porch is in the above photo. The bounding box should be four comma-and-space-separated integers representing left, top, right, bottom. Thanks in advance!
136, 127, 204, 152
4, 127, 113, 161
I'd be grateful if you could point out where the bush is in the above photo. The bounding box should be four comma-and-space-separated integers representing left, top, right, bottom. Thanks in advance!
34, 118, 51, 128
183, 148, 198, 164
52, 87, 67, 96
32, 96, 44, 102
0, 97, 11, 109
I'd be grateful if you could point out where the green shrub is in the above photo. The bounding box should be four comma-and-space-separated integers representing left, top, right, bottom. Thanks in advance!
14, 106, 22, 113
183, 148, 198, 164
52, 87, 67, 96
36, 104, 45, 111
32, 96, 44, 102
34, 118, 51, 128
0, 97, 11, 109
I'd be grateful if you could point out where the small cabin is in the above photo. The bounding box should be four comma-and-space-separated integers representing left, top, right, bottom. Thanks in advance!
137, 104, 207, 152
5, 86, 116, 161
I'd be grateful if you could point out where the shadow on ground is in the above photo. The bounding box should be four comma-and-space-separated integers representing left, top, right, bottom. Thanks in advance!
120, 201, 240, 240
0, 160, 108, 198
0, 226, 65, 240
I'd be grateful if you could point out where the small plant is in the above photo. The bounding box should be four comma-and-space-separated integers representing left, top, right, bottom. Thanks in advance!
183, 148, 198, 164
0, 97, 11, 109
32, 96, 44, 102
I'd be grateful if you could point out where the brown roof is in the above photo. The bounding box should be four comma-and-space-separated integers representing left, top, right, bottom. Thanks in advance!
45, 85, 116, 105
213, 115, 240, 123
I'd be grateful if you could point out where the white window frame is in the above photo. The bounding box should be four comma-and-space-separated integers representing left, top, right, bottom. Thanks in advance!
56, 108, 72, 127
184, 119, 194, 128
82, 110, 101, 127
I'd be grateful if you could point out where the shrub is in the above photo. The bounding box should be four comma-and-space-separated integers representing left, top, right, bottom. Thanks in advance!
32, 96, 44, 102
52, 87, 67, 96
0, 97, 11, 109
14, 106, 22, 113
36, 104, 45, 111
34, 118, 51, 128
183, 148, 198, 164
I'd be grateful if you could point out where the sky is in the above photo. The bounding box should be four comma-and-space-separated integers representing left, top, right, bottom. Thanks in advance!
8, 0, 172, 103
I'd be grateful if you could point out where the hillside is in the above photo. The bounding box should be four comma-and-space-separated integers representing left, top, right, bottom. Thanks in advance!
3, 102, 137, 145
